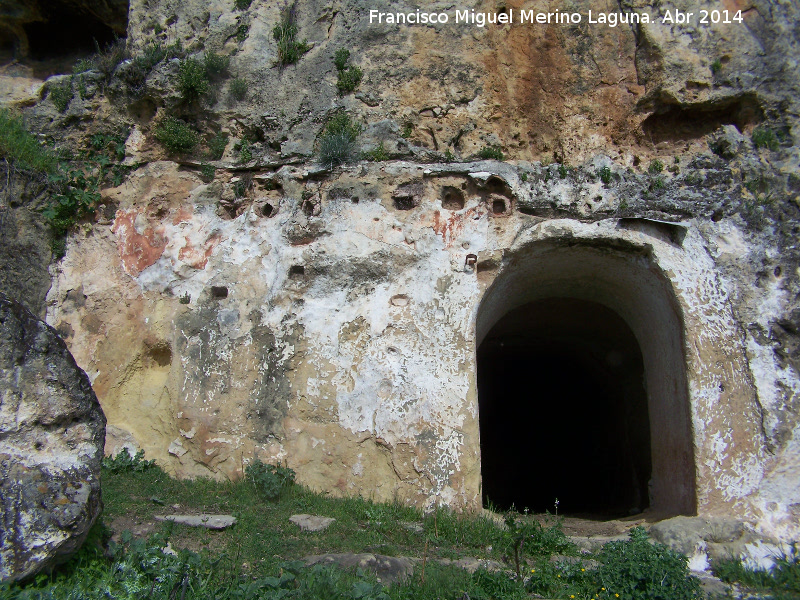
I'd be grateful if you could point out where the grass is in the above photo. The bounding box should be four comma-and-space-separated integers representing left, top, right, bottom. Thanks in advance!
318, 113, 362, 169
273, 3, 310, 66
230, 77, 248, 101
178, 57, 211, 103
713, 550, 800, 599
478, 146, 504, 160
0, 109, 58, 174
752, 126, 780, 151
1, 460, 712, 600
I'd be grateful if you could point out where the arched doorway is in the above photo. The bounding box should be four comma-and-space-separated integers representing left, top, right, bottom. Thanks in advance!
476, 241, 696, 517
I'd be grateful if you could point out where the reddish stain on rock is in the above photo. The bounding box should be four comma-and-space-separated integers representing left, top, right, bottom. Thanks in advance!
178, 232, 221, 270
432, 208, 476, 247
111, 209, 167, 276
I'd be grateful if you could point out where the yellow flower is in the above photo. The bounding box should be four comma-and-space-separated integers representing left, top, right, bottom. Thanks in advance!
531, 568, 535, 573
557, 574, 561, 578
602, 588, 606, 591
615, 595, 619, 598
581, 568, 585, 572
570, 596, 575, 599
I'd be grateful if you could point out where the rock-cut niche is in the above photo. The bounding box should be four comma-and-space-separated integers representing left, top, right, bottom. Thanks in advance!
475, 241, 696, 518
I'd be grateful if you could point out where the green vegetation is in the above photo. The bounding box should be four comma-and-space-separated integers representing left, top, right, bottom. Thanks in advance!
333, 48, 363, 94
650, 176, 666, 190
235, 139, 253, 163
443, 148, 455, 162
752, 125, 780, 151
200, 164, 215, 181
648, 158, 664, 174
49, 78, 74, 113
230, 77, 248, 101
178, 57, 211, 102
713, 548, 800, 599
558, 163, 569, 179
318, 113, 362, 169
102, 449, 157, 474
478, 145, 504, 160
710, 58, 722, 75
237, 22, 251, 43
273, 3, 310, 66
0, 109, 58, 174
204, 51, 230, 80
362, 142, 389, 162
598, 165, 612, 184
154, 117, 199, 155
207, 132, 229, 160
1, 462, 711, 600
235, 0, 253, 9
401, 122, 413, 139
245, 459, 296, 501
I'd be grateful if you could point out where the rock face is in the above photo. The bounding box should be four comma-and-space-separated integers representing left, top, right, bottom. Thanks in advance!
4, 0, 800, 546
0, 293, 106, 582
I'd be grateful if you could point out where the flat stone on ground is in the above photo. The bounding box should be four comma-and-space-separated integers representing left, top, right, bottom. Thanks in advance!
154, 514, 237, 529
305, 553, 414, 583
290, 514, 336, 532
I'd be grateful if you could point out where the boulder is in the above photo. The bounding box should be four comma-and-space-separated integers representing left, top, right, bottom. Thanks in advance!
0, 293, 106, 582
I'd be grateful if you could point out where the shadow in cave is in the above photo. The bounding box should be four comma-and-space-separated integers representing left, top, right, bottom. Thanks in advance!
478, 298, 651, 518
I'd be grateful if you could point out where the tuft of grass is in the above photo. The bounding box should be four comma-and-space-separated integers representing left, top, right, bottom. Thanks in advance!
177, 57, 210, 103
200, 163, 215, 181
49, 78, 74, 113
234, 0, 253, 9
713, 548, 800, 598
710, 58, 723, 75
154, 117, 198, 155
752, 125, 780, 151
478, 145, 504, 160
598, 165, 612, 184
229, 77, 247, 101
273, 3, 310, 66
203, 51, 230, 79
0, 109, 58, 174
558, 163, 569, 178
318, 112, 362, 169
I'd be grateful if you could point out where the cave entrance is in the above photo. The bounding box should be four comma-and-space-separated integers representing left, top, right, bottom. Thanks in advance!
475, 242, 696, 519
478, 298, 650, 517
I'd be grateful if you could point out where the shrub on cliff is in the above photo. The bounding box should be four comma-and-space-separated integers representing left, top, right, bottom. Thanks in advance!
154, 117, 198, 155
318, 113, 362, 169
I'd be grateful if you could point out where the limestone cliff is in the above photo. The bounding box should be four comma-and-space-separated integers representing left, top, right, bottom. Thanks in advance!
1, 0, 799, 541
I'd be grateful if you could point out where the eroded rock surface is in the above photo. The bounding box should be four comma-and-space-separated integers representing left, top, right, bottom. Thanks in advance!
0, 294, 106, 582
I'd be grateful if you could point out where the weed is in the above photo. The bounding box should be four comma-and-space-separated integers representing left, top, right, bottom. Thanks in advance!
0, 109, 58, 174
236, 21, 250, 43
648, 158, 664, 174
713, 547, 800, 597
73, 58, 94, 74
154, 117, 198, 155
598, 165, 612, 184
235, 139, 253, 163
203, 51, 230, 79
102, 448, 157, 474
76, 75, 89, 100
334, 48, 350, 71
362, 142, 388, 161
245, 459, 296, 501
650, 175, 666, 190
318, 112, 362, 169
710, 58, 722, 75
234, 0, 253, 9
597, 526, 702, 600
520, 171, 528, 182
333, 48, 362, 93
273, 3, 310, 66
179, 291, 191, 304
207, 132, 229, 160
444, 148, 455, 162
501, 514, 575, 577
401, 122, 414, 139
478, 145, 504, 160
337, 65, 363, 94
229, 77, 247, 101
752, 125, 780, 151
558, 163, 569, 178
177, 57, 210, 102
200, 164, 215, 181
49, 78, 74, 113
93, 37, 128, 82
618, 198, 629, 212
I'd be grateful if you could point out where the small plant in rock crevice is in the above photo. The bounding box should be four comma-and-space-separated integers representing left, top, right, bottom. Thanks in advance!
273, 2, 310, 66
752, 125, 780, 151
154, 117, 198, 155
317, 112, 362, 169
333, 48, 363, 94
478, 145, 504, 160
229, 77, 247, 101
49, 79, 74, 113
